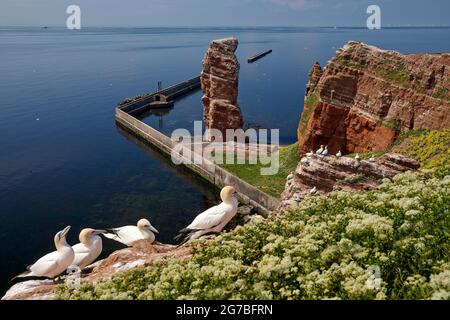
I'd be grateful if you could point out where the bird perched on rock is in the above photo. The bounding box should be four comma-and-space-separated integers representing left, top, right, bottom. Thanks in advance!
369, 155, 376, 163
300, 157, 310, 166
306, 150, 314, 157
316, 145, 324, 155
175, 186, 239, 244
72, 228, 106, 269
355, 154, 361, 161
336, 150, 342, 158
321, 146, 329, 157
310, 186, 318, 195
104, 219, 159, 246
14, 226, 74, 280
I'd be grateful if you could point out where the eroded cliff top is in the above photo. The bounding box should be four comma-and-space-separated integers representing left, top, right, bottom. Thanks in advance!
298, 41, 450, 155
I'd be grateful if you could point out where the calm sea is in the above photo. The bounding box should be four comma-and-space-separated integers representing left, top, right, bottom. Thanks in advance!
1, 26, 450, 293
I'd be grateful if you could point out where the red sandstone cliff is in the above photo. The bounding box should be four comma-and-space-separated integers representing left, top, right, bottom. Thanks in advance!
298, 41, 450, 155
201, 38, 243, 139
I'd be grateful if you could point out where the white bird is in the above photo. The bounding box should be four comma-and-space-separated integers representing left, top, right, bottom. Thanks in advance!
72, 229, 106, 269
300, 157, 310, 165
316, 145, 324, 155
321, 146, 329, 156
336, 150, 342, 158
306, 150, 314, 157
14, 226, 74, 279
355, 154, 361, 161
369, 155, 376, 163
175, 186, 239, 244
310, 186, 318, 195
104, 219, 159, 246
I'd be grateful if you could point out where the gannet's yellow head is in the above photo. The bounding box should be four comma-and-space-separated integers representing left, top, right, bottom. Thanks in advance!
79, 228, 106, 244
220, 186, 236, 203
137, 219, 159, 234
54, 225, 71, 250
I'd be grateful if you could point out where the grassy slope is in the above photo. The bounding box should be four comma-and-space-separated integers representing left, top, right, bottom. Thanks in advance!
219, 143, 300, 198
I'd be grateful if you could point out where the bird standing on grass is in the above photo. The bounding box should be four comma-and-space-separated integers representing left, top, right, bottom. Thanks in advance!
175, 186, 239, 244
72, 229, 107, 269
14, 226, 74, 280
104, 219, 159, 246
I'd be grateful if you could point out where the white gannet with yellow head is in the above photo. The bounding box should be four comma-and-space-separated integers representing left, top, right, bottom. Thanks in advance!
72, 228, 106, 269
175, 186, 239, 244
14, 226, 74, 279
104, 219, 159, 246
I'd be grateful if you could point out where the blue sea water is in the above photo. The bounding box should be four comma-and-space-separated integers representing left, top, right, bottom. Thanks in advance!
1, 26, 450, 294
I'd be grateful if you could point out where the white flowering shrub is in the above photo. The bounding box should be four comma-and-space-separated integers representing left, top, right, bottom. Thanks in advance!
58, 171, 449, 300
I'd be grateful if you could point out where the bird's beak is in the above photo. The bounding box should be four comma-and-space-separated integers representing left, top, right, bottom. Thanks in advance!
93, 229, 107, 236
61, 226, 71, 238
150, 225, 159, 234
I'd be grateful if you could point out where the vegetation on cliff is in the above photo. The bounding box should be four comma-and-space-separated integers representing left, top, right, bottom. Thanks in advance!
56, 129, 449, 300
219, 143, 300, 197
58, 168, 449, 300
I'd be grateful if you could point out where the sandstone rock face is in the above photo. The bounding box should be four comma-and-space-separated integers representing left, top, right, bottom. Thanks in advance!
1, 242, 191, 300
201, 38, 243, 139
298, 41, 450, 155
281, 153, 419, 209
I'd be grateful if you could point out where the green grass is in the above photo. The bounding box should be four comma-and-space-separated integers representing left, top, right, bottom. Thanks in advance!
218, 143, 300, 198
58, 170, 450, 300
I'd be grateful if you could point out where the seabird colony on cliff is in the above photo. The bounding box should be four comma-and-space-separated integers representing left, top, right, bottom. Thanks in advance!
13, 186, 238, 282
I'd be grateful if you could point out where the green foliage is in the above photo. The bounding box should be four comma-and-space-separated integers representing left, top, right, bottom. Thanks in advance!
392, 129, 450, 176
59, 171, 450, 300
432, 87, 450, 101
219, 143, 300, 198
298, 91, 319, 136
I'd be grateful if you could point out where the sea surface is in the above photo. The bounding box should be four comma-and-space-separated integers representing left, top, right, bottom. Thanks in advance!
1, 26, 450, 294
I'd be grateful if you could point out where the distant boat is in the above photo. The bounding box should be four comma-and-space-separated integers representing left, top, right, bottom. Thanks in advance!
42, 26, 49, 29
247, 49, 273, 63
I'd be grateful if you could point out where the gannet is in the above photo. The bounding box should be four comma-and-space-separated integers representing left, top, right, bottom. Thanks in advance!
175, 186, 239, 244
104, 219, 159, 246
306, 150, 314, 157
310, 186, 318, 195
316, 145, 324, 155
355, 154, 361, 161
300, 157, 310, 166
14, 226, 74, 279
369, 155, 376, 163
321, 146, 329, 156
72, 229, 106, 269
336, 150, 342, 158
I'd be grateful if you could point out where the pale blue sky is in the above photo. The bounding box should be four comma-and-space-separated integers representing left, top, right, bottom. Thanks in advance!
1, 0, 449, 27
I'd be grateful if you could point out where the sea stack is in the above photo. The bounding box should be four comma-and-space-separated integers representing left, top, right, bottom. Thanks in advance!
201, 37, 243, 140
298, 41, 450, 155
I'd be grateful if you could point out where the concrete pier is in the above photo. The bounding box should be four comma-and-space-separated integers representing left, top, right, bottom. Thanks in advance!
115, 79, 280, 215
247, 49, 273, 63
118, 76, 201, 117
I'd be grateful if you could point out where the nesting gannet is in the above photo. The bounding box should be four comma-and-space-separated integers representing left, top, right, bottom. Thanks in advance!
336, 150, 342, 158
321, 146, 329, 156
14, 226, 74, 279
310, 186, 318, 195
316, 145, 324, 155
72, 229, 106, 269
306, 150, 314, 157
369, 155, 376, 163
355, 154, 361, 161
175, 186, 239, 244
104, 219, 159, 246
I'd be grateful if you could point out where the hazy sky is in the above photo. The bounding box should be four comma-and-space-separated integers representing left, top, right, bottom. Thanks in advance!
1, 0, 449, 27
